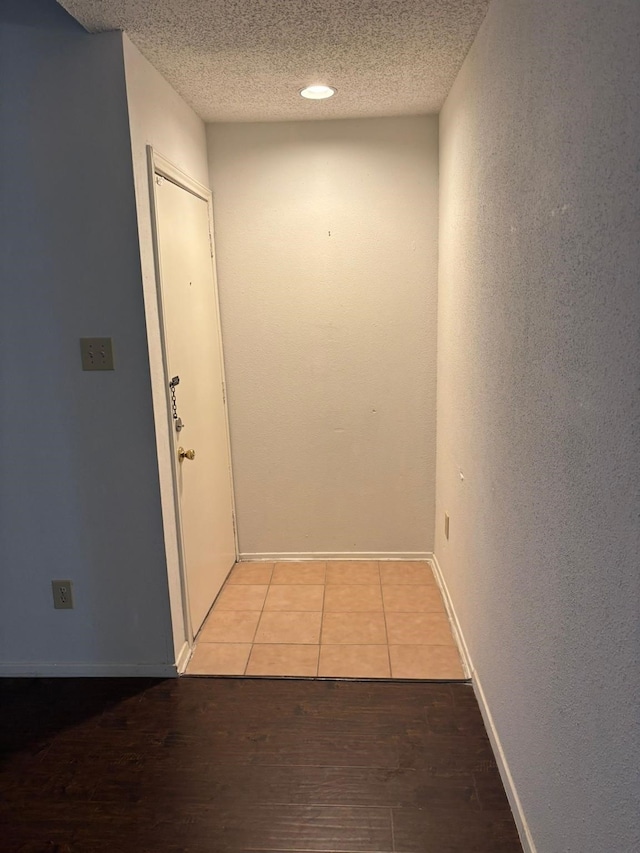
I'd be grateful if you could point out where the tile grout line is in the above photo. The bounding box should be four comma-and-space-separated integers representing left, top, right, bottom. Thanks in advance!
379, 560, 394, 678
243, 563, 271, 675
316, 560, 328, 677
317, 560, 327, 676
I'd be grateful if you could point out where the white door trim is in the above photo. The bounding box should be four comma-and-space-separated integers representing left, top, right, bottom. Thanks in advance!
146, 146, 238, 661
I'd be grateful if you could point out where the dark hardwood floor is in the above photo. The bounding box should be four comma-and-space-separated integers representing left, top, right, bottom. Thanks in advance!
0, 677, 522, 852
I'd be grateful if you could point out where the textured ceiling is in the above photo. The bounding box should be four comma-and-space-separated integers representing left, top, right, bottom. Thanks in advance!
58, 0, 490, 123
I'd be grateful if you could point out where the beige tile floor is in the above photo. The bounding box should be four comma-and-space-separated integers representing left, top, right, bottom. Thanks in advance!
186, 560, 468, 680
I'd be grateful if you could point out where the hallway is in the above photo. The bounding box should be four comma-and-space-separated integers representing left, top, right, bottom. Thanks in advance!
2, 2, 637, 850
0, 676, 522, 852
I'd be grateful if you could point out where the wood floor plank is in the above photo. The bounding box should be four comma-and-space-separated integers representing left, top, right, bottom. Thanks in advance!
392, 806, 522, 852
0, 677, 521, 853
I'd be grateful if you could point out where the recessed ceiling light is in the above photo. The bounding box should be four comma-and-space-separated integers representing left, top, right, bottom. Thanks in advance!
300, 84, 336, 100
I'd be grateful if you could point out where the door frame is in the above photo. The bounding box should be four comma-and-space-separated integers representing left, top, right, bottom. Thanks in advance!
146, 146, 238, 660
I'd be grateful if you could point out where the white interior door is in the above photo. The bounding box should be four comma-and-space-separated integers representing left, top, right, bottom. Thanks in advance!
153, 163, 236, 636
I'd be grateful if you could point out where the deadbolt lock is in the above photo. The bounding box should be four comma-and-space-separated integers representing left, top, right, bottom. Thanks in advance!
178, 447, 196, 461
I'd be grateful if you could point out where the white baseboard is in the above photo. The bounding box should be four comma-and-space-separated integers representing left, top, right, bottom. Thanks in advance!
472, 668, 537, 853
0, 662, 178, 678
430, 554, 472, 678
239, 551, 433, 561
430, 554, 536, 853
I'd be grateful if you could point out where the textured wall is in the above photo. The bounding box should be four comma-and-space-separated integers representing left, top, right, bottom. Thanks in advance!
436, 1, 640, 850
208, 117, 439, 557
123, 34, 211, 658
0, 1, 172, 671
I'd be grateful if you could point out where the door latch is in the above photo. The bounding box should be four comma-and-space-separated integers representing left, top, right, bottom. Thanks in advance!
169, 375, 184, 432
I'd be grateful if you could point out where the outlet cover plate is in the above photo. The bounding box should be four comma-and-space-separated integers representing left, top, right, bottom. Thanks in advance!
52, 580, 74, 609
80, 337, 114, 370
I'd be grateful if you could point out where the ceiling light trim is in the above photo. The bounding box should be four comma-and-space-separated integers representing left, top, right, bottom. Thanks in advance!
299, 85, 337, 100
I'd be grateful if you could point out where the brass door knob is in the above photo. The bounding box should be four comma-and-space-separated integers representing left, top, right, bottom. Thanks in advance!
178, 447, 196, 461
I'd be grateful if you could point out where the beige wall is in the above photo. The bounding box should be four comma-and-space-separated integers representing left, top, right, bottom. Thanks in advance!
123, 35, 211, 659
436, 1, 640, 850
207, 117, 439, 558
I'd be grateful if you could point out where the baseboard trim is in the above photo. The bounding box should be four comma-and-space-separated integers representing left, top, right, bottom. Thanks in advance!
472, 668, 537, 853
175, 640, 192, 675
0, 662, 179, 678
430, 554, 536, 853
239, 551, 433, 561
430, 554, 472, 678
